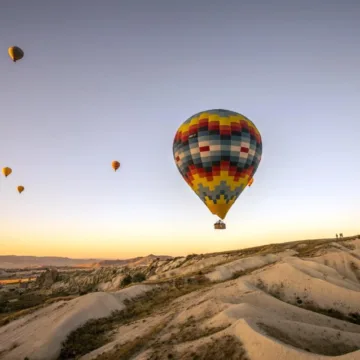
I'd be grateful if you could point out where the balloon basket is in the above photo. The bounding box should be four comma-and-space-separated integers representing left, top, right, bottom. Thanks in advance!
214, 220, 226, 230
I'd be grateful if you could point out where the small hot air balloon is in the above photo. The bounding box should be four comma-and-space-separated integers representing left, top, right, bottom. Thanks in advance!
2, 167, 12, 177
17, 186, 24, 194
112, 160, 120, 172
248, 177, 254, 187
8, 46, 24, 62
173, 109, 262, 225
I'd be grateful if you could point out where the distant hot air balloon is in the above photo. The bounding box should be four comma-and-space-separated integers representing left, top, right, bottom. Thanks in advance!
17, 186, 24, 194
173, 109, 262, 224
248, 177, 254, 187
2, 167, 12, 177
8, 46, 24, 62
112, 161, 120, 172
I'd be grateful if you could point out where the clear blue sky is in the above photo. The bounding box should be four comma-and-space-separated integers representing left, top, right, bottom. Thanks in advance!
1, 0, 359, 258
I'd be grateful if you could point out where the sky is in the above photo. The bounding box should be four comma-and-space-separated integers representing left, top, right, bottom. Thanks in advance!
1, 0, 359, 259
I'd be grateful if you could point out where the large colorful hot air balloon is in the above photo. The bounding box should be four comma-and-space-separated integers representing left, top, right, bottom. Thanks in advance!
173, 109, 262, 222
8, 46, 24, 62
17, 186, 24, 194
112, 161, 120, 171
2, 167, 12, 177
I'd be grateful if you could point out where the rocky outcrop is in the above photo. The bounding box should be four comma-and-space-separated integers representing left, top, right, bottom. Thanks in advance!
29, 237, 360, 297
34, 268, 59, 289
31, 267, 149, 295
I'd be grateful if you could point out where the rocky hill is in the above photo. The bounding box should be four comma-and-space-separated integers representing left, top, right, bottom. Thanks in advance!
95, 255, 172, 268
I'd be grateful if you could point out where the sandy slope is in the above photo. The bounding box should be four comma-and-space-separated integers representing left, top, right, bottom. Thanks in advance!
1, 238, 360, 360
205, 250, 297, 282
0, 285, 155, 360
83, 239, 360, 360
83, 270, 360, 360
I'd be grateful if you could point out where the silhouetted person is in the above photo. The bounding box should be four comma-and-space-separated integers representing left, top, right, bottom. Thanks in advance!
336, 234, 338, 239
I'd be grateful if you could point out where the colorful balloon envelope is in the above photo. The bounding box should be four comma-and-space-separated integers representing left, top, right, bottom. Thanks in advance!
2, 167, 12, 177
8, 46, 24, 62
112, 160, 120, 171
173, 109, 262, 220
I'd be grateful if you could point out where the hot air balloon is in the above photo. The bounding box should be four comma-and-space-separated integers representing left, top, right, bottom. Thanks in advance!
8, 46, 24, 62
2, 167, 12, 177
112, 161, 120, 172
173, 109, 262, 225
17, 186, 24, 194
248, 177, 254, 187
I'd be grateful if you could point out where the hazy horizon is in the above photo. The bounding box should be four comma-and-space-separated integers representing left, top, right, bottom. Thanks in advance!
1, 0, 359, 258
0, 253, 172, 260
1, 231, 359, 261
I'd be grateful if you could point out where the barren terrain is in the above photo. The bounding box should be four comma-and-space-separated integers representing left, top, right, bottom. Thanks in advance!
0, 236, 360, 360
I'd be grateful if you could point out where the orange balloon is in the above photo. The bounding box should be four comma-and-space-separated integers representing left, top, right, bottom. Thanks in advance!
2, 167, 12, 177
8, 46, 24, 62
112, 161, 120, 171
17, 186, 25, 194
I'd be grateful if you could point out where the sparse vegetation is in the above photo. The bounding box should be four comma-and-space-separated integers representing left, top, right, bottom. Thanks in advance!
297, 303, 360, 326
231, 270, 247, 279
121, 274, 132, 287
0, 294, 77, 327
149, 335, 248, 360
258, 322, 360, 356
256, 281, 360, 326
230, 262, 274, 281
94, 322, 167, 360
132, 272, 146, 283
0, 293, 47, 314
58, 283, 211, 359
165, 316, 229, 345
96, 329, 247, 360
185, 253, 198, 262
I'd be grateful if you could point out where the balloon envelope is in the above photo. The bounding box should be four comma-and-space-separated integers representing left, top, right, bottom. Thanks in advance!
112, 161, 120, 171
17, 186, 24, 194
2, 167, 12, 177
173, 109, 262, 219
8, 46, 24, 62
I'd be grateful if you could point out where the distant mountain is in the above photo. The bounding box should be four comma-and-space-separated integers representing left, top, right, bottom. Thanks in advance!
0, 254, 173, 270
0, 256, 100, 269
95, 254, 173, 267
